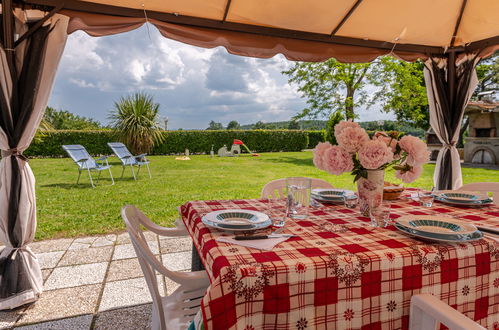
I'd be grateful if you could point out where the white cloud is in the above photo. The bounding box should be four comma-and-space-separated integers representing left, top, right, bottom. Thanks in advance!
49, 25, 391, 129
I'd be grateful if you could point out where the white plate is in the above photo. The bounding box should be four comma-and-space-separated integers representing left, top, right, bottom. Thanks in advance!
434, 196, 493, 207
395, 224, 483, 243
201, 216, 271, 232
395, 215, 477, 236
204, 209, 269, 227
436, 190, 490, 203
312, 189, 354, 200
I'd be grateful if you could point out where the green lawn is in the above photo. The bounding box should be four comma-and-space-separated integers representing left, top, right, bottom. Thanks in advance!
31, 152, 498, 240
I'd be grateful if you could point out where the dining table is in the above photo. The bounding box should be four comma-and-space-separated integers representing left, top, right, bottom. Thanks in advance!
180, 189, 499, 329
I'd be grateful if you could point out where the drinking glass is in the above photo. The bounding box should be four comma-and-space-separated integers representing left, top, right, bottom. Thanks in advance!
343, 194, 358, 209
286, 177, 311, 220
267, 197, 287, 227
369, 203, 391, 227
418, 189, 434, 207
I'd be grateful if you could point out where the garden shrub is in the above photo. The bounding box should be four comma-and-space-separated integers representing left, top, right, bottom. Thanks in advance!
25, 129, 312, 157
306, 130, 326, 149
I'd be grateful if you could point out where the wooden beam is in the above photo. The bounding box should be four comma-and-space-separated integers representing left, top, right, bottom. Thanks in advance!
14, 3, 62, 47
331, 0, 363, 36
450, 0, 467, 47
222, 0, 232, 22
16, 0, 447, 55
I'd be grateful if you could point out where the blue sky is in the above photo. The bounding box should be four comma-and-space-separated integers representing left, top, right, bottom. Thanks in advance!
48, 24, 394, 130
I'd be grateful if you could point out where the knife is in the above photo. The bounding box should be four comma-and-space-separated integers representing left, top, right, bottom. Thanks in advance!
477, 226, 499, 235
234, 234, 296, 240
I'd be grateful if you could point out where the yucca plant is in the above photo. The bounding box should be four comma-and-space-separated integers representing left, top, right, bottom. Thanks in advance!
109, 92, 165, 154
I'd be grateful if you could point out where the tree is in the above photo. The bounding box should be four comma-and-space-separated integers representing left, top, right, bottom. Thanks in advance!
207, 121, 224, 130
474, 53, 498, 98
44, 106, 102, 130
325, 112, 344, 144
253, 121, 266, 129
288, 120, 300, 130
109, 92, 165, 154
373, 58, 429, 130
227, 120, 241, 130
283, 59, 378, 120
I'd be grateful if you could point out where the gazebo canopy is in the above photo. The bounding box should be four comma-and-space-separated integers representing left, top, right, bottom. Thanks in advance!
0, 0, 498, 311
15, 0, 499, 59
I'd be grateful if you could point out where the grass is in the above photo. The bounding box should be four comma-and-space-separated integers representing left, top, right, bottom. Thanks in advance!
31, 152, 498, 240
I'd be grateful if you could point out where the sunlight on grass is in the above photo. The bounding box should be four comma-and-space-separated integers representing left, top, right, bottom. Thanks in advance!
31, 152, 498, 240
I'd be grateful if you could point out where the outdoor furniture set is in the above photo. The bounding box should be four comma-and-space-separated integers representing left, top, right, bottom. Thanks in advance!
62, 143, 151, 188
122, 179, 499, 329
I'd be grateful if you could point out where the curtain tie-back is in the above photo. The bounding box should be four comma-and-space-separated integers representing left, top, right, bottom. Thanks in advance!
443, 142, 456, 149
2, 246, 36, 260
1, 149, 28, 162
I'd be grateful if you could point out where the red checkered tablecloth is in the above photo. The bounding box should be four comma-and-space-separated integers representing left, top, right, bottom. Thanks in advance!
180, 193, 499, 329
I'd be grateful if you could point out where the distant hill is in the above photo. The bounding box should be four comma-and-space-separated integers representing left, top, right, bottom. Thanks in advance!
240, 120, 326, 130
240, 120, 425, 137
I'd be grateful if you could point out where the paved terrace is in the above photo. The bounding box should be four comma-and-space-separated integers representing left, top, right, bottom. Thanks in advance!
0, 232, 192, 329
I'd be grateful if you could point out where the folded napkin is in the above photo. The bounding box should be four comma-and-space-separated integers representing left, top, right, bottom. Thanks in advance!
216, 236, 289, 251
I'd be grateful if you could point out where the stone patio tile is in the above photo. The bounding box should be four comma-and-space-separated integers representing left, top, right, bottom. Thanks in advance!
15, 314, 93, 330
162, 251, 191, 271
0, 309, 22, 329
73, 237, 98, 244
163, 276, 180, 295
16, 284, 100, 326
68, 242, 92, 250
30, 238, 73, 254
94, 303, 152, 330
41, 269, 52, 282
91, 235, 116, 248
116, 231, 157, 245
35, 251, 65, 270
44, 262, 108, 291
58, 246, 113, 266
99, 276, 164, 311
159, 237, 192, 254
113, 242, 158, 260
107, 258, 143, 282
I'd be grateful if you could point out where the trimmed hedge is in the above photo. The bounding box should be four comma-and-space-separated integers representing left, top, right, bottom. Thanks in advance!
25, 130, 313, 157
306, 130, 326, 149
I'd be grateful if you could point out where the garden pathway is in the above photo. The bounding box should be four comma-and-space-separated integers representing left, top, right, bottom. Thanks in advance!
0, 232, 192, 329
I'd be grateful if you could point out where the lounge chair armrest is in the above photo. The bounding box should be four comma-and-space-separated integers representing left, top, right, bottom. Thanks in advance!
76, 158, 89, 164
96, 156, 109, 161
134, 153, 147, 160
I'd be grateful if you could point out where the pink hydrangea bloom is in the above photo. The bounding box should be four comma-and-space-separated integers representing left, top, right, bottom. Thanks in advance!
322, 146, 353, 175
374, 131, 397, 152
334, 120, 361, 137
336, 126, 370, 153
313, 142, 332, 170
398, 135, 429, 166
395, 164, 423, 183
358, 139, 393, 169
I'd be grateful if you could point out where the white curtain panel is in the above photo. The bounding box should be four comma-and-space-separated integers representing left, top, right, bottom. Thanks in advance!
424, 57, 478, 190
0, 14, 68, 310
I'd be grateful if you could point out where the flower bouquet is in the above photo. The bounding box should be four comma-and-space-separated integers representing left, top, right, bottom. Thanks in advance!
313, 120, 429, 215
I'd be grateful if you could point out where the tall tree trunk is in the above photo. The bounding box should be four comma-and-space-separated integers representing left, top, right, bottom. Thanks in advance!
345, 87, 355, 120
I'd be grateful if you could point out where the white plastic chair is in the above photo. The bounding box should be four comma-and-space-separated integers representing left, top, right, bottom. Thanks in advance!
409, 294, 485, 330
121, 205, 210, 330
458, 182, 499, 192
458, 182, 499, 206
261, 178, 333, 199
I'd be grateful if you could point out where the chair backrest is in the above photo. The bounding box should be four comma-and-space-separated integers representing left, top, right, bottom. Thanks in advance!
261, 178, 334, 199
409, 294, 484, 330
458, 182, 499, 192
121, 205, 168, 330
62, 145, 96, 169
108, 142, 137, 165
